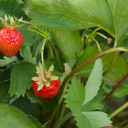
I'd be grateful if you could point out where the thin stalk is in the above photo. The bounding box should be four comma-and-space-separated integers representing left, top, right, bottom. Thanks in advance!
103, 74, 128, 103
53, 112, 72, 128
103, 52, 119, 76
123, 123, 128, 128
27, 28, 46, 38
41, 39, 47, 77
95, 32, 108, 39
48, 39, 62, 72
19, 20, 47, 37
117, 119, 128, 127
109, 101, 128, 119
91, 36, 102, 52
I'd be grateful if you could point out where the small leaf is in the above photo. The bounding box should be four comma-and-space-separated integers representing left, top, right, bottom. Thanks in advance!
20, 46, 36, 64
0, 56, 18, 67
60, 63, 71, 85
31, 76, 39, 81
48, 64, 54, 72
51, 76, 59, 80
45, 77, 51, 81
9, 62, 36, 97
82, 58, 103, 105
37, 85, 43, 91
82, 111, 112, 128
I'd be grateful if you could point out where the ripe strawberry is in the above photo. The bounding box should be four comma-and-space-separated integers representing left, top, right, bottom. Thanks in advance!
0, 15, 23, 56
32, 63, 60, 98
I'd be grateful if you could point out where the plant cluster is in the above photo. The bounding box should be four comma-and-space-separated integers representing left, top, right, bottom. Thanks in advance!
0, 0, 128, 128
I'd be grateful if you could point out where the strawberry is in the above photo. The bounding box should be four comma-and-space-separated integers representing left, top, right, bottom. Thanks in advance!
0, 15, 23, 56
32, 63, 60, 98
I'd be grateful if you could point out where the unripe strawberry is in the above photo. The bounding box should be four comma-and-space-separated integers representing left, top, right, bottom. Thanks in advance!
0, 15, 23, 56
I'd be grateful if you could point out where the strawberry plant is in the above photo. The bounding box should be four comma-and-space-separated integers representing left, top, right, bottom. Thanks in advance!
0, 0, 128, 128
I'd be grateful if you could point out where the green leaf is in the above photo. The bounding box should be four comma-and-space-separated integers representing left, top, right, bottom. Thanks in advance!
52, 30, 83, 68
27, 115, 43, 128
60, 63, 71, 85
0, 0, 25, 19
26, 88, 43, 103
0, 56, 18, 67
82, 58, 103, 105
107, 0, 128, 46
65, 79, 92, 127
76, 44, 128, 85
9, 62, 36, 97
0, 104, 37, 128
11, 96, 40, 118
0, 81, 11, 104
114, 86, 128, 97
81, 91, 104, 111
25, 0, 114, 36
17, 24, 36, 46
82, 111, 112, 128
20, 46, 36, 64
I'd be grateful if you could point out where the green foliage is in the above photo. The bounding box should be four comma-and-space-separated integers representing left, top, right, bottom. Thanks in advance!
0, 104, 41, 128
76, 44, 128, 85
20, 46, 36, 64
0, 0, 25, 19
0, 81, 11, 104
60, 63, 71, 85
82, 58, 103, 105
82, 111, 112, 128
9, 62, 36, 97
65, 59, 112, 128
0, 56, 18, 67
52, 30, 83, 68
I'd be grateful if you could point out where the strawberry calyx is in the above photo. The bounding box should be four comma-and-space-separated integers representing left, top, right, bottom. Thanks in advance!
32, 63, 59, 91
0, 15, 23, 29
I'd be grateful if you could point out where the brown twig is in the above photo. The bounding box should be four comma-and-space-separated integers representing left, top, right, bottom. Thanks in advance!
103, 73, 128, 103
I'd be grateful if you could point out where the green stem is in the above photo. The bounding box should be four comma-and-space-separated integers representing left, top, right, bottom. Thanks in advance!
27, 28, 46, 38
41, 39, 47, 77
117, 119, 128, 127
91, 36, 102, 52
19, 20, 47, 37
109, 101, 128, 119
53, 112, 72, 128
48, 39, 62, 72
103, 52, 119, 76
103, 73, 128, 103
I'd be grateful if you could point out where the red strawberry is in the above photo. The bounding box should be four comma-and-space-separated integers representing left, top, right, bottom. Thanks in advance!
32, 63, 60, 98
32, 75, 60, 98
0, 15, 23, 56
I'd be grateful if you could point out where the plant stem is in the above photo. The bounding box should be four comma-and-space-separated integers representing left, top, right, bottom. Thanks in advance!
48, 39, 62, 72
109, 101, 128, 119
103, 73, 128, 103
53, 112, 72, 128
103, 52, 119, 76
19, 20, 48, 37
27, 28, 46, 38
91, 36, 102, 52
117, 119, 128, 127
41, 39, 47, 77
